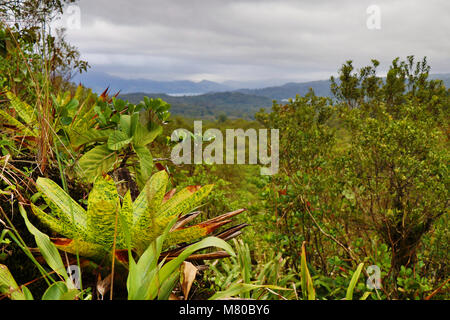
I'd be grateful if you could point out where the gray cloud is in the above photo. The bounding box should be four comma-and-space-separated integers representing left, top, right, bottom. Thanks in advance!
65, 0, 450, 83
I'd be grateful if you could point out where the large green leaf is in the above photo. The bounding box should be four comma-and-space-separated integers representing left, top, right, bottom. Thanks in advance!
71, 103, 97, 133
36, 177, 87, 236
133, 123, 162, 147
164, 225, 211, 247
133, 145, 153, 184
117, 191, 133, 248
132, 185, 214, 250
77, 144, 118, 182
120, 114, 132, 137
134, 214, 175, 253
107, 130, 132, 151
52, 238, 107, 260
127, 218, 176, 300
69, 128, 113, 148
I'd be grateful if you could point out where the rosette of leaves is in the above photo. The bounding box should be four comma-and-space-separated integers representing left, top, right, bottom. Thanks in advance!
69, 95, 170, 188
30, 170, 246, 264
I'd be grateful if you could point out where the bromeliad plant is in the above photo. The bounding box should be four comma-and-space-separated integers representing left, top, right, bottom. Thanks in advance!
30, 170, 246, 263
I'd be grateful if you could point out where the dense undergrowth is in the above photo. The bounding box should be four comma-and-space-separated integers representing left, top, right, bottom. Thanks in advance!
0, 1, 448, 300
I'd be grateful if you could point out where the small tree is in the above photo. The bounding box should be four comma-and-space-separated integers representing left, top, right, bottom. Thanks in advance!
335, 57, 449, 286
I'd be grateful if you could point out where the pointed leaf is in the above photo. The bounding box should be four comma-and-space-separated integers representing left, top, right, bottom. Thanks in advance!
133, 145, 153, 184
30, 203, 80, 239
42, 282, 78, 300
36, 177, 87, 235
132, 170, 168, 229
165, 220, 231, 247
159, 185, 214, 219
346, 263, 364, 300
19, 205, 68, 282
117, 191, 133, 248
6, 91, 36, 124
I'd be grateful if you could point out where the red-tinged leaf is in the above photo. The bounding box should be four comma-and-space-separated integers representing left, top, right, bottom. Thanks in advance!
99, 87, 110, 101
114, 250, 129, 264
51, 238, 106, 260
186, 185, 201, 193
202, 209, 245, 225
163, 188, 176, 203
155, 163, 166, 172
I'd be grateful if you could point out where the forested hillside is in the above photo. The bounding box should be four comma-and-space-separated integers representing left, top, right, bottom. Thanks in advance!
119, 91, 273, 119
119, 75, 450, 119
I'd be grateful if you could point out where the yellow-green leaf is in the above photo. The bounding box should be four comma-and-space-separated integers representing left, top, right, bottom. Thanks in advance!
6, 91, 36, 124
36, 177, 87, 235
87, 175, 120, 247
159, 184, 214, 219
132, 170, 168, 229
0, 109, 36, 136
30, 203, 80, 240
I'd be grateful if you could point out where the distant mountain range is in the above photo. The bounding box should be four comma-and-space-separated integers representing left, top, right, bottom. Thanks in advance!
72, 71, 295, 94
235, 80, 332, 100
430, 73, 450, 87
75, 71, 449, 119
72, 71, 233, 95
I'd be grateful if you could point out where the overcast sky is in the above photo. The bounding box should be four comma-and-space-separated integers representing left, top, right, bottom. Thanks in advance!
64, 0, 450, 83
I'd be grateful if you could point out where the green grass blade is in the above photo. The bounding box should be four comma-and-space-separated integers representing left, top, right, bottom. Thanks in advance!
19, 205, 69, 282
346, 263, 364, 300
